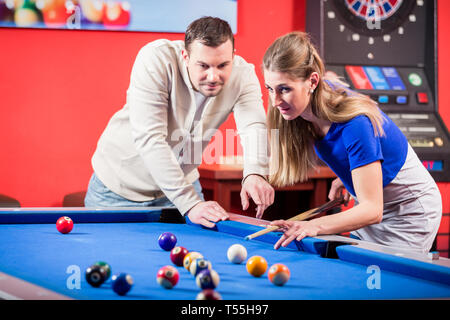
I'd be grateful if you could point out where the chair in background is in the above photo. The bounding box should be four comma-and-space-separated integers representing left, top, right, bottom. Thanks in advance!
0, 194, 20, 207
62, 191, 86, 207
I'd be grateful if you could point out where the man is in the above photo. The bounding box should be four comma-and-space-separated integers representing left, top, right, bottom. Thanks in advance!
85, 17, 274, 227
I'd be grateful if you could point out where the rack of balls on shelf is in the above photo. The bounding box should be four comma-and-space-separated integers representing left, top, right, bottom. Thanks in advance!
0, 0, 131, 29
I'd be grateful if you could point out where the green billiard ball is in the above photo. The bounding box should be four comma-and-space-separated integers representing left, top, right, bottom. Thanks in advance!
94, 261, 111, 280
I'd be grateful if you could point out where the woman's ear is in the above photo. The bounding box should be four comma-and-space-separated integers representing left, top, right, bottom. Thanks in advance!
309, 72, 320, 90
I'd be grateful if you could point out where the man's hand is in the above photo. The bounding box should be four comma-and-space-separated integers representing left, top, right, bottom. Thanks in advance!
241, 175, 275, 219
186, 201, 229, 228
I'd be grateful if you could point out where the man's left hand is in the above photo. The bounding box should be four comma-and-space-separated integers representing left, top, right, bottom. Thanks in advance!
240, 175, 275, 219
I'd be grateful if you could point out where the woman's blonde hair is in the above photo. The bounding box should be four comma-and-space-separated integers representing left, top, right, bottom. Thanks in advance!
263, 31, 385, 187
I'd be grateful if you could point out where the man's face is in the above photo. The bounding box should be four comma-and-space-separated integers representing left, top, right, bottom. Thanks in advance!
182, 39, 234, 97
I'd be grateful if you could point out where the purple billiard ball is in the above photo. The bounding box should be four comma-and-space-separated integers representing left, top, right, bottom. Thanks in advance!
195, 269, 220, 290
158, 232, 177, 251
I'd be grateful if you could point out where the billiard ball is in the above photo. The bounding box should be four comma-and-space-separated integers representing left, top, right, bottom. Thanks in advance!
85, 265, 108, 287
170, 246, 189, 267
195, 269, 220, 290
102, 1, 130, 27
111, 273, 133, 296
189, 258, 212, 276
79, 0, 104, 23
183, 252, 203, 270
56, 216, 73, 234
227, 244, 247, 264
268, 263, 290, 286
158, 232, 177, 251
0, 1, 13, 21
14, 0, 41, 27
156, 265, 179, 289
93, 261, 111, 280
246, 256, 268, 277
36, 0, 75, 27
196, 289, 222, 300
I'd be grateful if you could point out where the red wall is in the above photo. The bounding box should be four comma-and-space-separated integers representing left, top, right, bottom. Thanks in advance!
0, 0, 448, 216
0, 0, 304, 206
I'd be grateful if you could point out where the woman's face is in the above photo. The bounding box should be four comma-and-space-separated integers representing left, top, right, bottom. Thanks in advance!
263, 69, 317, 121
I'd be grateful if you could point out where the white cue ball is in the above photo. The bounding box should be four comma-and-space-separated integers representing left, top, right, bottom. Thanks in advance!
227, 244, 248, 264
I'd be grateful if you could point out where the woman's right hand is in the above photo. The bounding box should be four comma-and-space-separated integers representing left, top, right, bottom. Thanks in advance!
328, 178, 351, 205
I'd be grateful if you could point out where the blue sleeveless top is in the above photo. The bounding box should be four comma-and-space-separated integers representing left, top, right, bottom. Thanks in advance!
314, 94, 408, 196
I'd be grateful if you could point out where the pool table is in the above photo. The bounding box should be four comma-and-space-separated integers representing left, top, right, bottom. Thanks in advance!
0, 207, 450, 301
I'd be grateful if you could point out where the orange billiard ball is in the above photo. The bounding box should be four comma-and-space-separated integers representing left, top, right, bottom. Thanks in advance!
246, 256, 268, 277
37, 0, 75, 27
79, 0, 104, 23
268, 263, 290, 286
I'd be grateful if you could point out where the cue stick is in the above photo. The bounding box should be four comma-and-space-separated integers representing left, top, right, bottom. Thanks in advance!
244, 196, 345, 241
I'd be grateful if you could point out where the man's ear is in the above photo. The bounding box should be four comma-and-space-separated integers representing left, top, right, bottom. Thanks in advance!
181, 49, 189, 64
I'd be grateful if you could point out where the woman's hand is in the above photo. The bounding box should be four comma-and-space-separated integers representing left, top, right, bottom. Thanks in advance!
241, 174, 275, 219
328, 177, 351, 205
270, 220, 321, 249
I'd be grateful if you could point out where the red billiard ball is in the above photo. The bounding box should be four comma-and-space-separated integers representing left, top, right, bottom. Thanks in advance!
196, 289, 222, 300
156, 265, 179, 289
56, 216, 73, 234
170, 246, 189, 267
36, 0, 75, 27
102, 1, 130, 27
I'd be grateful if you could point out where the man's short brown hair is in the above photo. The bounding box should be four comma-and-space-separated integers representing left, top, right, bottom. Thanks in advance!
185, 16, 234, 52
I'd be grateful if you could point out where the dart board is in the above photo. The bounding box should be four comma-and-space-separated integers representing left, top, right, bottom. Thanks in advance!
306, 0, 450, 181
333, 0, 416, 36
307, 0, 431, 68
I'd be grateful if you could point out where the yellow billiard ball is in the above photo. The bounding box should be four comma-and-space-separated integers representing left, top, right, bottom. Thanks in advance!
183, 251, 203, 271
246, 255, 268, 277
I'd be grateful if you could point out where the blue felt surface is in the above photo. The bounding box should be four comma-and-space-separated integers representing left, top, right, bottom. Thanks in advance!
337, 245, 450, 286
1, 220, 450, 300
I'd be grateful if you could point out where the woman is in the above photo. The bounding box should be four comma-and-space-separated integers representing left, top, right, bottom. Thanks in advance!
263, 32, 441, 253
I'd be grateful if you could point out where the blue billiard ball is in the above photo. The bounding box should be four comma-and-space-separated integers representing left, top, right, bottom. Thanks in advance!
111, 273, 133, 296
158, 232, 177, 251
189, 258, 212, 276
